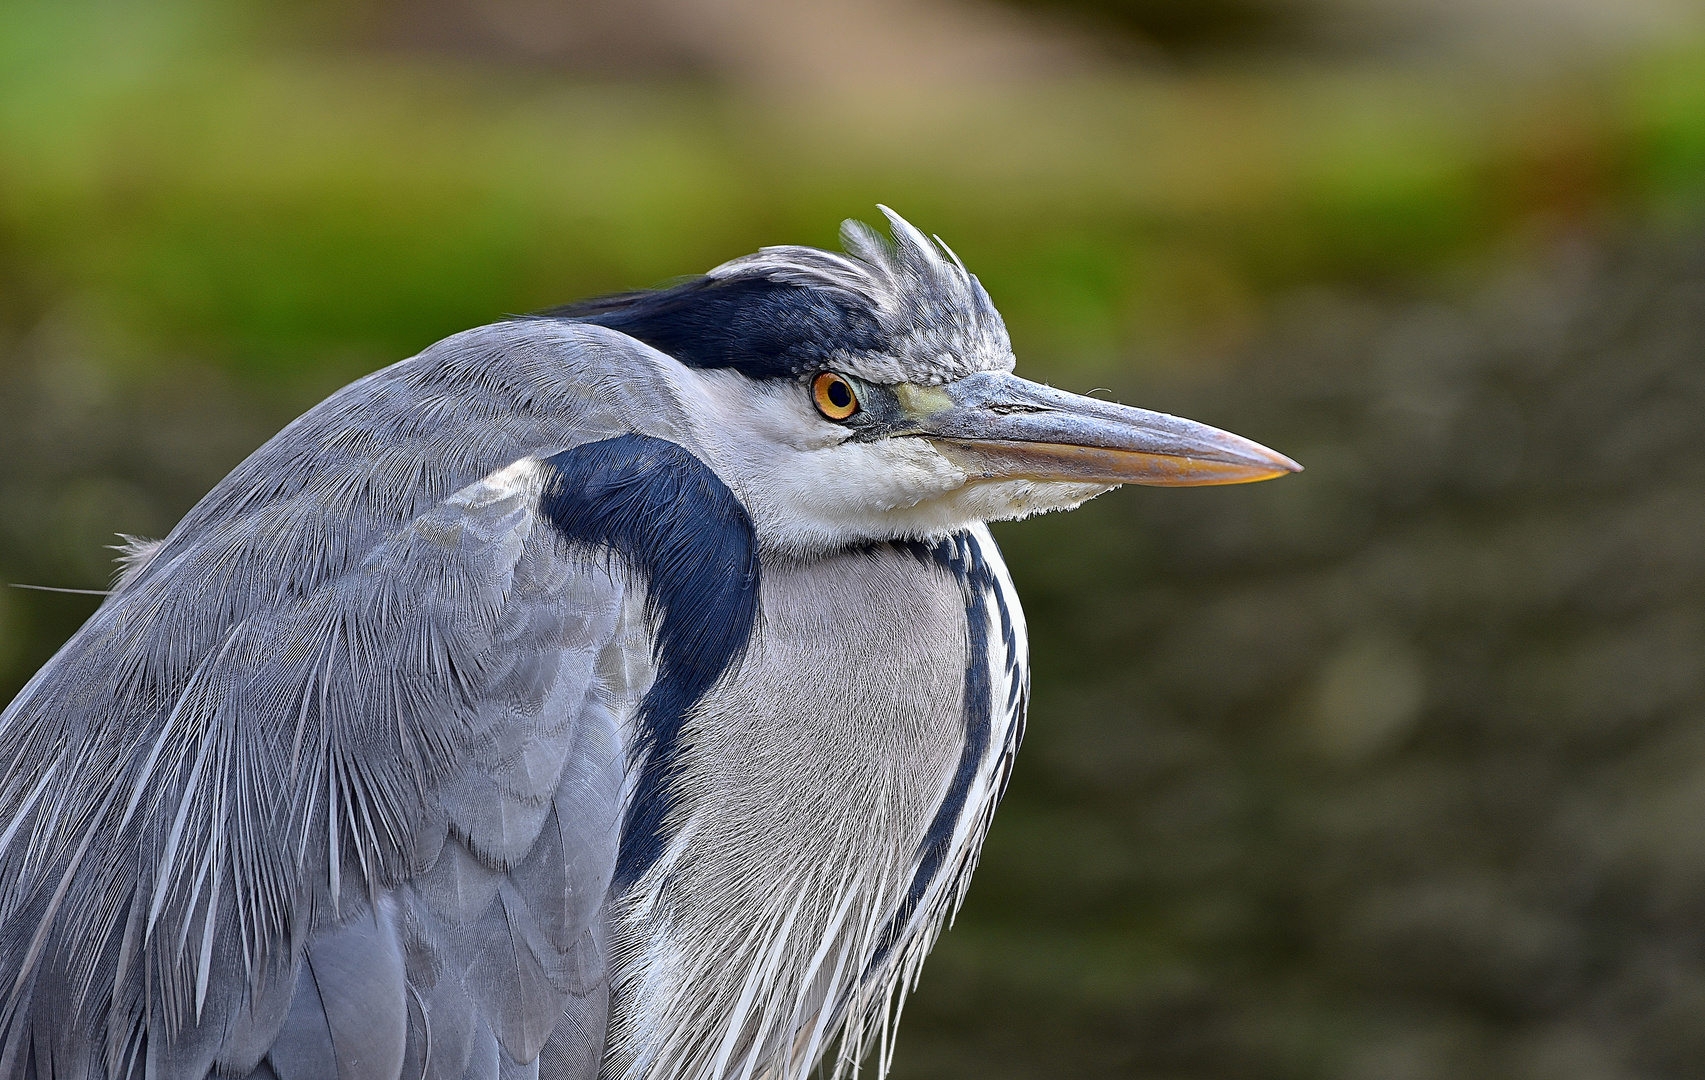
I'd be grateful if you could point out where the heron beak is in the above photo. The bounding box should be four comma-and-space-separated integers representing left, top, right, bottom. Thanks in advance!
904, 371, 1301, 487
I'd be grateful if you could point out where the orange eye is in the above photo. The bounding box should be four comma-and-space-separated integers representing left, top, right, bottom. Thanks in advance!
812, 372, 860, 420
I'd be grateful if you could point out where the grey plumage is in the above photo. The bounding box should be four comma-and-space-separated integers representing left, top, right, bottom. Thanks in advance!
0, 321, 660, 1080
0, 211, 1298, 1080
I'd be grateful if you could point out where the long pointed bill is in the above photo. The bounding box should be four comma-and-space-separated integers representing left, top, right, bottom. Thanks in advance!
906, 372, 1301, 487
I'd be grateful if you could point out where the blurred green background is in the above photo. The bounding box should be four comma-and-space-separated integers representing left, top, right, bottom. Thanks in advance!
5, 0, 1705, 1076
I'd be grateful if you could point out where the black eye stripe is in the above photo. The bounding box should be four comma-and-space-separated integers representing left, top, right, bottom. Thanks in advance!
537, 276, 887, 380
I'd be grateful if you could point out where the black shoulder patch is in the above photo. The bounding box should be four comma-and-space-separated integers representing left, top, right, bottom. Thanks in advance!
540, 434, 761, 891
868, 531, 999, 969
535, 276, 886, 380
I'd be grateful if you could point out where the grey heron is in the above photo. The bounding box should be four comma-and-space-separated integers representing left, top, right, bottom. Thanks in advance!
0, 209, 1298, 1080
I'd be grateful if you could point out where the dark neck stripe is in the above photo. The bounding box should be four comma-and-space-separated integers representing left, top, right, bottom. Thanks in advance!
539, 434, 761, 891
531, 275, 887, 380
869, 531, 999, 968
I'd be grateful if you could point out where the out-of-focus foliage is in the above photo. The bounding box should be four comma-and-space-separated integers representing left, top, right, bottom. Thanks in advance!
4, 0, 1703, 396
916, 233, 1705, 1078
5, 0, 1705, 1076
999, 0, 1308, 55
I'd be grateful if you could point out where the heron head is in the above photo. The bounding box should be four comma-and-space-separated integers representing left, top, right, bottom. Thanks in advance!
560, 208, 1299, 556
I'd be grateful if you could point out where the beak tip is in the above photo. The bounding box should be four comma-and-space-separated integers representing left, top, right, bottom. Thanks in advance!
1235, 439, 1302, 481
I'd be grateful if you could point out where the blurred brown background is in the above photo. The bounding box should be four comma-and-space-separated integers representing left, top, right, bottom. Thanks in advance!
4, 0, 1705, 1076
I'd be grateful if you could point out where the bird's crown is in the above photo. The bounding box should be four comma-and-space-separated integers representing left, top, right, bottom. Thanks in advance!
548, 207, 1015, 385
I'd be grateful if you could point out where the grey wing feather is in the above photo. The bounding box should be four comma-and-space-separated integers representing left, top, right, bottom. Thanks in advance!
267, 953, 342, 1080
0, 320, 682, 1080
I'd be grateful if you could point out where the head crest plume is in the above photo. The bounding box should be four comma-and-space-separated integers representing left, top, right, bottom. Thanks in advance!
706, 207, 1015, 385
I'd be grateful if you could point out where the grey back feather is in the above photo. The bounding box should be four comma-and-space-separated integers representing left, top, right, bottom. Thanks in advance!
0, 321, 682, 1079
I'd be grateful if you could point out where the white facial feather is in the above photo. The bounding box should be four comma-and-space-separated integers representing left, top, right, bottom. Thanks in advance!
680, 368, 1114, 556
